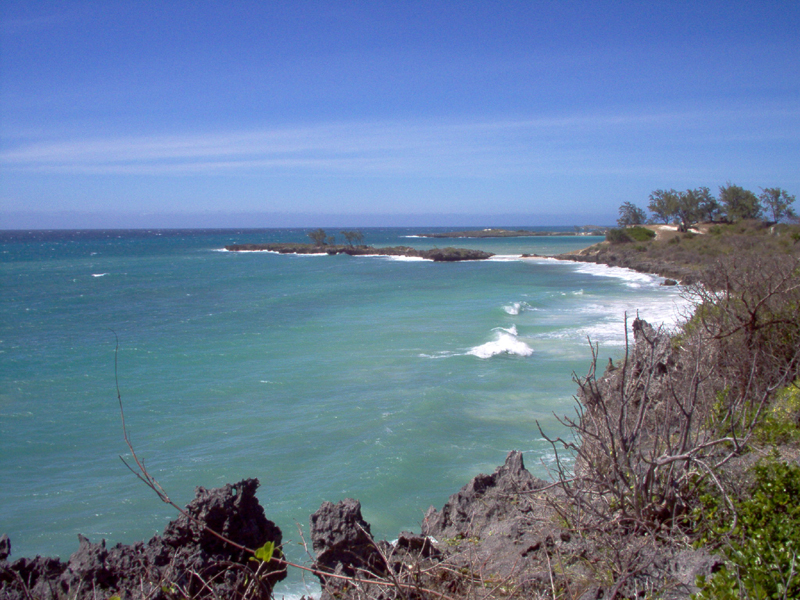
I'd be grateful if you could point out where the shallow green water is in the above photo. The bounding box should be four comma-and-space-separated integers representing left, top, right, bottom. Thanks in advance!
0, 228, 687, 596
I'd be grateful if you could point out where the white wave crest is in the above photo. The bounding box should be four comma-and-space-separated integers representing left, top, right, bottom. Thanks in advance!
488, 254, 523, 261
92, 273, 109, 277
468, 331, 533, 359
372, 255, 428, 261
494, 324, 518, 335
570, 263, 660, 288
418, 351, 461, 359
503, 301, 532, 315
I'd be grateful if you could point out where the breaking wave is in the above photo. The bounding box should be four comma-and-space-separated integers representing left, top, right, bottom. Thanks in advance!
503, 302, 533, 315
468, 328, 533, 359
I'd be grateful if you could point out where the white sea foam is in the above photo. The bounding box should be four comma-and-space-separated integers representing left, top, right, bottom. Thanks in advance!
92, 273, 108, 277
503, 301, 533, 315
222, 249, 328, 256
539, 293, 689, 347
219, 248, 275, 253
468, 330, 533, 359
273, 580, 321, 600
569, 262, 661, 288
494, 324, 518, 335
488, 254, 523, 261
418, 350, 461, 359
370, 255, 428, 262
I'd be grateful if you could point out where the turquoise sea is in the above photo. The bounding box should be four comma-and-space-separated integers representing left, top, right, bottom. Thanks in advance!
0, 228, 688, 596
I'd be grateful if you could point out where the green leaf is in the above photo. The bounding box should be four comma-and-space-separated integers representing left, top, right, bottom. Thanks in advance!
251, 541, 274, 563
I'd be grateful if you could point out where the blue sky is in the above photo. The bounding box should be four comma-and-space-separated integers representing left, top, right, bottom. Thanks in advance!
1, 1, 798, 228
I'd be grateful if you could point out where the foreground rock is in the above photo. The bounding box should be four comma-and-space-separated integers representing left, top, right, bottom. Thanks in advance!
0, 479, 284, 600
225, 243, 494, 261
308, 450, 720, 599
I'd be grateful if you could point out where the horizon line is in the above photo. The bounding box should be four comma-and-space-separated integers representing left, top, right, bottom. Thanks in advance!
0, 210, 617, 230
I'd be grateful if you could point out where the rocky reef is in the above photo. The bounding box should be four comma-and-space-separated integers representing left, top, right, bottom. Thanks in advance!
225, 243, 494, 261
1, 452, 719, 600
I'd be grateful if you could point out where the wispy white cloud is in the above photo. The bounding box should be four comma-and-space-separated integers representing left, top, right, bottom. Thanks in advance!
1, 107, 797, 178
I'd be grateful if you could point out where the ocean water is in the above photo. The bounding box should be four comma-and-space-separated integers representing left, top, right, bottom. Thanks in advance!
0, 228, 689, 596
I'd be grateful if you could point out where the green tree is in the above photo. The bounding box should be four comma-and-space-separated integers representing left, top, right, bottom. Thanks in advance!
719, 182, 761, 221
674, 191, 696, 232
340, 230, 364, 246
647, 189, 679, 224
759, 187, 797, 223
308, 228, 328, 245
617, 202, 647, 227
674, 187, 715, 232
693, 186, 722, 222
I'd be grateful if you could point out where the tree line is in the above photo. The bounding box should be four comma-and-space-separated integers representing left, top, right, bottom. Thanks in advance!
307, 229, 364, 246
618, 183, 797, 230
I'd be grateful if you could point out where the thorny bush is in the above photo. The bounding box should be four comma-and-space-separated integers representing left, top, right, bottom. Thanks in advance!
541, 254, 800, 541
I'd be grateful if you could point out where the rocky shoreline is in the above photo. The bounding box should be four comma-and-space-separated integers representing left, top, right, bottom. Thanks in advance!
0, 448, 719, 600
548, 220, 800, 286
550, 243, 698, 285
225, 243, 494, 262
0, 480, 287, 600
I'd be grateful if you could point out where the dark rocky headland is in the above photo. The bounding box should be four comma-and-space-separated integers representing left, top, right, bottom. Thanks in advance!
225, 243, 494, 262
551, 220, 800, 285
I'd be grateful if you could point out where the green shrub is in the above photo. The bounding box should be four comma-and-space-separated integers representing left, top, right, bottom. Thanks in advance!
754, 382, 800, 445
605, 228, 632, 244
694, 460, 800, 600
626, 226, 657, 242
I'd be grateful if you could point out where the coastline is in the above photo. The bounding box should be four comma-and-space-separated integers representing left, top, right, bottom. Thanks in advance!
224, 242, 494, 261
547, 220, 800, 286
549, 242, 690, 284
0, 229, 647, 568
5, 225, 798, 599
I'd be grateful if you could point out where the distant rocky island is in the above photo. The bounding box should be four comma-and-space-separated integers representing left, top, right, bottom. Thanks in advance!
224, 243, 494, 261
417, 227, 607, 238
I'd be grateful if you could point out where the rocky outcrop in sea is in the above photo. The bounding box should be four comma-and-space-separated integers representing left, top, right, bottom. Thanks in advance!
225, 243, 494, 261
